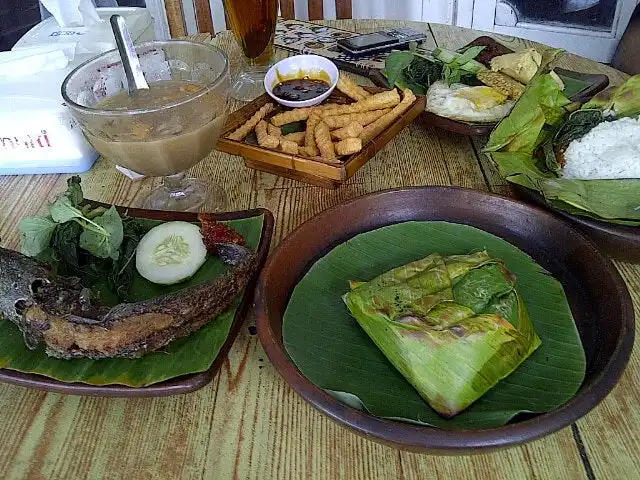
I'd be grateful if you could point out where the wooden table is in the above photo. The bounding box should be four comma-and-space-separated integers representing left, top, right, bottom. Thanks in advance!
0, 20, 638, 480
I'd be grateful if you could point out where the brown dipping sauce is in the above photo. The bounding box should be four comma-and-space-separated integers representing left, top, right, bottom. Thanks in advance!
272, 78, 330, 102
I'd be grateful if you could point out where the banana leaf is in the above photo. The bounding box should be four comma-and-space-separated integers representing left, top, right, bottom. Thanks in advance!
485, 73, 640, 225
343, 252, 541, 417
283, 221, 585, 429
0, 215, 264, 387
583, 74, 640, 117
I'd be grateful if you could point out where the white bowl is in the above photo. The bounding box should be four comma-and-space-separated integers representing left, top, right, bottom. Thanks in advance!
264, 55, 339, 108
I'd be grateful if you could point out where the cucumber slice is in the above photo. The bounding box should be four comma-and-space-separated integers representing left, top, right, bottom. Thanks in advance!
135, 221, 207, 285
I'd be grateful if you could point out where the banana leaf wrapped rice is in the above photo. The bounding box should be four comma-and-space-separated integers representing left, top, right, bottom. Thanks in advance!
342, 251, 541, 417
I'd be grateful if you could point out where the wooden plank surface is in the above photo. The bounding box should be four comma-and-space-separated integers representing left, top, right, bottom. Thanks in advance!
0, 19, 638, 480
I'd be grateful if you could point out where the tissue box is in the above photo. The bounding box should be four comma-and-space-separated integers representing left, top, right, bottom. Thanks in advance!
13, 7, 155, 53
0, 7, 155, 176
0, 97, 98, 175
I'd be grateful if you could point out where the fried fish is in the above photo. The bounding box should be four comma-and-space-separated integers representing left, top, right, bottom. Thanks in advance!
0, 244, 257, 360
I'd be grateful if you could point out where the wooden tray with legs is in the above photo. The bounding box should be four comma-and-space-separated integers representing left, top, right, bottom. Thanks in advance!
216, 87, 425, 189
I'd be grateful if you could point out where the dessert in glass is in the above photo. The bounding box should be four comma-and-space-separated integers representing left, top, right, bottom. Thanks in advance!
223, 0, 278, 101
62, 40, 230, 212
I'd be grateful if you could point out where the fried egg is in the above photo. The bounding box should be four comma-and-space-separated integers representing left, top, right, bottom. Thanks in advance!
426, 81, 515, 123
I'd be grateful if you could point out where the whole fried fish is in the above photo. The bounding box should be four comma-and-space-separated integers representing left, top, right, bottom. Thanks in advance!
0, 244, 257, 360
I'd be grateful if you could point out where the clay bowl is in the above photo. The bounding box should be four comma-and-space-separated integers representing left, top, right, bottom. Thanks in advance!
255, 187, 634, 453
512, 186, 640, 263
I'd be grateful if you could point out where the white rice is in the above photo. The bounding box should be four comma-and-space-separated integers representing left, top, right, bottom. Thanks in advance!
562, 117, 640, 180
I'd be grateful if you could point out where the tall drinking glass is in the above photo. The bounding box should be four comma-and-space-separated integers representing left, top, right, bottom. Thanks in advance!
223, 0, 279, 101
62, 40, 231, 212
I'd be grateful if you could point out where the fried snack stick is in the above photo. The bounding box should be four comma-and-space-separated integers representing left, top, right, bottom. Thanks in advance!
269, 103, 343, 126
335, 137, 362, 156
267, 124, 282, 137
304, 113, 322, 156
321, 89, 401, 117
255, 120, 280, 149
314, 121, 335, 160
270, 107, 315, 126
227, 103, 275, 140
361, 89, 416, 143
280, 139, 299, 155
336, 74, 371, 101
331, 122, 363, 141
283, 131, 305, 145
299, 146, 318, 157
323, 108, 390, 129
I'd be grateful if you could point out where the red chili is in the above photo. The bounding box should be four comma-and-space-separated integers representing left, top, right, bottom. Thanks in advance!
197, 213, 246, 253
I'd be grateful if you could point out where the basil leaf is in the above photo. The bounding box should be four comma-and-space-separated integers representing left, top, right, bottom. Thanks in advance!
79, 206, 124, 259
64, 175, 83, 207
51, 221, 83, 270
455, 45, 486, 66
384, 51, 416, 88
18, 216, 58, 257
50, 196, 84, 224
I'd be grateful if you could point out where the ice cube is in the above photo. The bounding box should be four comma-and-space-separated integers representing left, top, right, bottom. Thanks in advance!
140, 49, 171, 83
92, 64, 126, 100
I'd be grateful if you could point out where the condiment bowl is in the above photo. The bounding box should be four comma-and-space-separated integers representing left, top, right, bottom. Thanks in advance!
264, 54, 339, 108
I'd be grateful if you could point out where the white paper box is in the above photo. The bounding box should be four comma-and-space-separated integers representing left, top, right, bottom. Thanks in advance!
0, 97, 98, 175
0, 8, 155, 176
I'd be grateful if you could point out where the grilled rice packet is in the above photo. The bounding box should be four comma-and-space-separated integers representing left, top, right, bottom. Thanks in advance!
342, 251, 541, 417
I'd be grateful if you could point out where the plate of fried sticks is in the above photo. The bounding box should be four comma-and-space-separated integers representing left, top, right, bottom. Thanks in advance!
216, 74, 426, 188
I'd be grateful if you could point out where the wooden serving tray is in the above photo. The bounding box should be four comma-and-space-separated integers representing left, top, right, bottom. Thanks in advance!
216, 87, 426, 189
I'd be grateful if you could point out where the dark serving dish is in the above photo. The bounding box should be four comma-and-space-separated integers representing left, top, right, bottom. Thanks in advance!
512, 186, 640, 263
255, 187, 634, 453
0, 205, 274, 397
420, 36, 610, 136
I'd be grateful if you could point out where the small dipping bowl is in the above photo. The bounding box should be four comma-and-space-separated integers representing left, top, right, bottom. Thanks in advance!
264, 55, 339, 108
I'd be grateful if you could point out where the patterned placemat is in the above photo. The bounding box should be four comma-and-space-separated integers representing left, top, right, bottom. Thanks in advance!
274, 19, 405, 81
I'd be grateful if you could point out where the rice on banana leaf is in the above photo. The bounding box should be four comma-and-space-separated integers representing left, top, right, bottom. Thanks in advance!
342, 251, 541, 417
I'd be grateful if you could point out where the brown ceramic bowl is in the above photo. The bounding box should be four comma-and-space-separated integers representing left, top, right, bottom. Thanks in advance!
511, 186, 640, 263
255, 187, 634, 453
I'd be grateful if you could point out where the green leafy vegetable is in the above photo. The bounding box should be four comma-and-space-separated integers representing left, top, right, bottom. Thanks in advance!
50, 195, 86, 224
64, 175, 84, 206
18, 216, 58, 257
435, 46, 486, 85
79, 206, 124, 260
583, 74, 640, 117
383, 51, 415, 88
51, 221, 83, 273
405, 57, 441, 92
18, 177, 133, 296
553, 109, 604, 152
110, 218, 151, 300
383, 45, 486, 94
486, 73, 640, 225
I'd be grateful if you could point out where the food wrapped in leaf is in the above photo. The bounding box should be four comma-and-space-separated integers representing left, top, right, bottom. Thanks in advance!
485, 72, 640, 225
342, 251, 541, 417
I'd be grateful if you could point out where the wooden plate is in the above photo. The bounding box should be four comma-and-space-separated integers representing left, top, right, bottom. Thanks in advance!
512, 185, 640, 263
372, 36, 610, 137
255, 187, 634, 453
216, 87, 425, 189
0, 206, 274, 397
